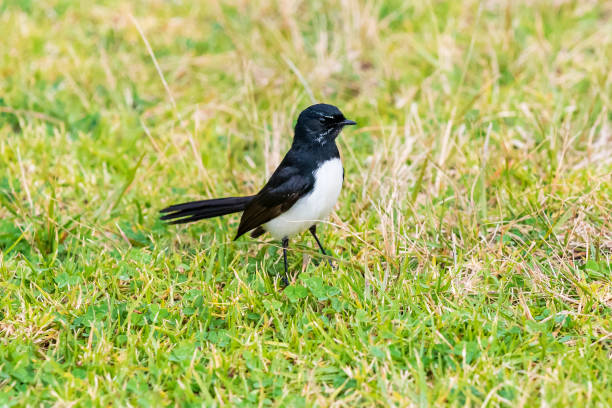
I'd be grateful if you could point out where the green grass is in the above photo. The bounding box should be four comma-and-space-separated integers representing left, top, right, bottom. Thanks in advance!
1, 0, 611, 406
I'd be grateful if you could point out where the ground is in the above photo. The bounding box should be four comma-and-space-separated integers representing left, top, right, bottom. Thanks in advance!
0, 0, 611, 406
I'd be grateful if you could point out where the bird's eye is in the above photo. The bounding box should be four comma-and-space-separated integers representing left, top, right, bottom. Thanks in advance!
318, 117, 326, 124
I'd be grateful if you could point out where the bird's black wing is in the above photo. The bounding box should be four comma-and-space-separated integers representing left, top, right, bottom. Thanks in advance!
234, 162, 314, 240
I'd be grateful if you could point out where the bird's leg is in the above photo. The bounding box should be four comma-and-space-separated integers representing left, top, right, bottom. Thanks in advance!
281, 237, 289, 286
309, 225, 334, 268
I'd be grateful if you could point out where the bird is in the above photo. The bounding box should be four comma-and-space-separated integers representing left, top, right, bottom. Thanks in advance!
160, 103, 356, 286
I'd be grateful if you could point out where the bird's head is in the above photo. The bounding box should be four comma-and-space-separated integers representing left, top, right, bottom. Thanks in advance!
294, 103, 356, 145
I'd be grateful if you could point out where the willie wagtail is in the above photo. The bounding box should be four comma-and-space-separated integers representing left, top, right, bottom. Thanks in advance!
160, 104, 356, 285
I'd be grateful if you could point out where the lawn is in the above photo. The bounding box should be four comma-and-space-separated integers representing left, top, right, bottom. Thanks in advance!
1, 0, 611, 406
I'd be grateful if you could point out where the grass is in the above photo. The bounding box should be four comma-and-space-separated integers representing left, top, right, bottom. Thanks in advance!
1, 0, 611, 406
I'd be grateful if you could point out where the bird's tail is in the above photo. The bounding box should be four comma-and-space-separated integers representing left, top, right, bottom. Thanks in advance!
160, 196, 254, 224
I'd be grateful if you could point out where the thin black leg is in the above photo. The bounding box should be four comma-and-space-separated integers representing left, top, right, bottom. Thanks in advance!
281, 237, 289, 286
309, 225, 333, 268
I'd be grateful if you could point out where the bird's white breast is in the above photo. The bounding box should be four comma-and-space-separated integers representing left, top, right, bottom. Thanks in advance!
264, 158, 343, 239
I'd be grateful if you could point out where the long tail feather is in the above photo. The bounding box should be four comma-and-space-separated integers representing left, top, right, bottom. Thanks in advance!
160, 196, 254, 225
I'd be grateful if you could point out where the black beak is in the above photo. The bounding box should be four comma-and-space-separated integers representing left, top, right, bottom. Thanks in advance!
339, 119, 357, 126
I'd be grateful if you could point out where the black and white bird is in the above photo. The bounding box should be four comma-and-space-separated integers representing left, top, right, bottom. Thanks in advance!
160, 103, 356, 285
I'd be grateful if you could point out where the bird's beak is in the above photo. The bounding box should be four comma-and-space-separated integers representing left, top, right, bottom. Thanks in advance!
339, 119, 357, 126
